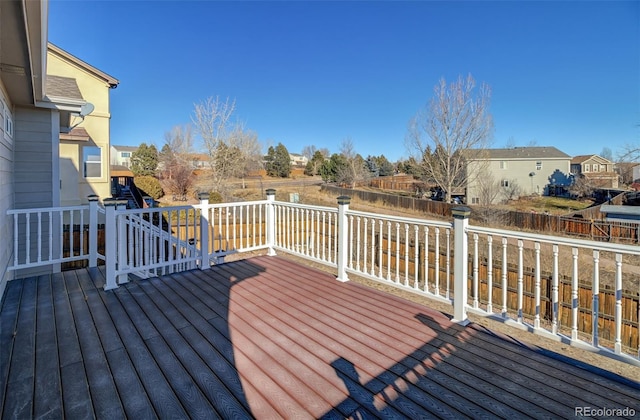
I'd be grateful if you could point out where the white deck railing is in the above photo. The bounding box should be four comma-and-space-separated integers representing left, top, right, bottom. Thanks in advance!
7, 197, 102, 270
7, 190, 639, 364
465, 224, 640, 358
344, 208, 453, 303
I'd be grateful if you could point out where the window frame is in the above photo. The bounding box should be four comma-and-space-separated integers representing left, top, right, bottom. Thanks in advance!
83, 146, 102, 178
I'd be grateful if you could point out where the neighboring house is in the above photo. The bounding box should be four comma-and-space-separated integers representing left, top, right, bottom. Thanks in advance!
570, 155, 618, 189
465, 146, 571, 205
48, 43, 119, 206
111, 145, 137, 168
189, 153, 208, 169
621, 163, 640, 186
290, 153, 309, 167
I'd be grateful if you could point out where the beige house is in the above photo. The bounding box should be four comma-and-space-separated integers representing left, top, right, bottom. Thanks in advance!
47, 43, 119, 206
465, 146, 571, 205
570, 154, 618, 189
290, 153, 309, 167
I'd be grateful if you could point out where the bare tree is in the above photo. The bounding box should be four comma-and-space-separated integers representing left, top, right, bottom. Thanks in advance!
160, 125, 196, 199
336, 138, 369, 188
475, 169, 502, 205
569, 176, 595, 199
501, 179, 522, 202
406, 74, 493, 203
192, 96, 262, 196
301, 145, 317, 160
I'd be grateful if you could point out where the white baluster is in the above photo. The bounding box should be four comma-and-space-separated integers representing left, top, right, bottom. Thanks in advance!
552, 245, 559, 334
502, 237, 508, 318
534, 242, 541, 329
614, 253, 622, 354
473, 233, 479, 308
517, 239, 524, 323
487, 236, 493, 313
434, 228, 440, 296
592, 250, 600, 348
423, 227, 429, 293
571, 247, 579, 340
413, 225, 419, 289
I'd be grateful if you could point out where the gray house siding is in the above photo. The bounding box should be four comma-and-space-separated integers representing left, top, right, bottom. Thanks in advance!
0, 89, 14, 300
466, 147, 571, 205
14, 108, 56, 209
12, 107, 58, 280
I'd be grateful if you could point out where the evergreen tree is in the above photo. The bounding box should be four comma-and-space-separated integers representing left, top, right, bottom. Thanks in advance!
130, 143, 158, 176
266, 143, 291, 177
304, 150, 326, 176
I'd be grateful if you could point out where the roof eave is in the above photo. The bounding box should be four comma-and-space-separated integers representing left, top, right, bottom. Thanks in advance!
47, 42, 120, 88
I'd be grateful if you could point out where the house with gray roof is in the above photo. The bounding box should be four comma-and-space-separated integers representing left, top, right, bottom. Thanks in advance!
465, 146, 571, 205
571, 154, 618, 189
110, 145, 138, 168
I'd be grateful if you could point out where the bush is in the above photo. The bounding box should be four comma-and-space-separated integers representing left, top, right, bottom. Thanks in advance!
134, 176, 164, 199
209, 191, 223, 204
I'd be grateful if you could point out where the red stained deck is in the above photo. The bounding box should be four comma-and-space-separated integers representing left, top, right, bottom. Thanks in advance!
1, 255, 639, 419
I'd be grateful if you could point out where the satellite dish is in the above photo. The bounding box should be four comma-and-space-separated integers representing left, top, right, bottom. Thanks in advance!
79, 102, 95, 117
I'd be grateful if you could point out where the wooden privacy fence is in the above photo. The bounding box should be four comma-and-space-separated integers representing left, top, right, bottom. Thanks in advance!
322, 184, 454, 218
322, 184, 640, 243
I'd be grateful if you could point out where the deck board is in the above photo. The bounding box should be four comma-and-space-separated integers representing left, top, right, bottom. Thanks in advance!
1, 255, 639, 419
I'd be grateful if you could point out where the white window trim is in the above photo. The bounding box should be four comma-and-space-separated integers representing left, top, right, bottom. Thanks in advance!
83, 146, 103, 178
1, 99, 13, 143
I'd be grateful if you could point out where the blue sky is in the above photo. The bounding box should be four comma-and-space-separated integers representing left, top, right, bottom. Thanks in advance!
48, 1, 638, 162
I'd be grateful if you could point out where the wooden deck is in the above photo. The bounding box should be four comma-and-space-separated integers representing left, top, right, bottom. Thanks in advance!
1, 255, 639, 419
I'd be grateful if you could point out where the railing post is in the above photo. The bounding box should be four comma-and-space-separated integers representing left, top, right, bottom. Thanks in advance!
104, 198, 118, 290
266, 189, 277, 256
198, 192, 210, 269
336, 196, 350, 282
452, 206, 471, 325
116, 200, 129, 285
88, 194, 99, 268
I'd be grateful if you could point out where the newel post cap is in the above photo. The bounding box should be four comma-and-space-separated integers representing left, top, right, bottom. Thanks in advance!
452, 206, 472, 219
337, 196, 351, 205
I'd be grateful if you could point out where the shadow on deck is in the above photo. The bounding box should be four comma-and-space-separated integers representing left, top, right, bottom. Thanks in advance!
1, 255, 639, 418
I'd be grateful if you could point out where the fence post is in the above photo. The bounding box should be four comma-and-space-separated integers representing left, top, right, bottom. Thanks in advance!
198, 192, 210, 269
336, 196, 350, 282
104, 199, 118, 290
116, 200, 129, 285
266, 189, 277, 256
88, 194, 99, 268
452, 206, 471, 324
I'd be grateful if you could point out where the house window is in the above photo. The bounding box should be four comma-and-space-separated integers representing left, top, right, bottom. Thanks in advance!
2, 99, 12, 141
536, 161, 542, 170
83, 146, 102, 178
501, 179, 509, 187
584, 164, 590, 172
600, 164, 606, 172
121, 152, 131, 158
499, 161, 507, 169
471, 197, 479, 204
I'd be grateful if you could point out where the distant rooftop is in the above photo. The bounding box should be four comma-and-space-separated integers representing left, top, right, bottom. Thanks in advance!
466, 146, 570, 160
112, 145, 138, 152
